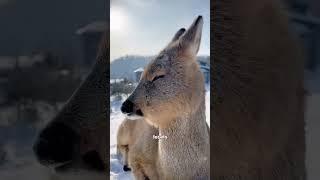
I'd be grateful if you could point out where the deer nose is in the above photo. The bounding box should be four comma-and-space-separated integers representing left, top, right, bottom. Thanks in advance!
121, 100, 134, 114
123, 165, 131, 171
33, 122, 79, 166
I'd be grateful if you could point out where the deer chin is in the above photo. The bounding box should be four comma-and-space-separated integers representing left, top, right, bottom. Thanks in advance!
53, 162, 105, 180
125, 109, 144, 120
54, 150, 105, 174
54, 161, 73, 172
125, 113, 143, 120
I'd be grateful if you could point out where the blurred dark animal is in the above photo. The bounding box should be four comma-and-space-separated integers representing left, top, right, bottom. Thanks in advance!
33, 32, 108, 178
213, 0, 305, 179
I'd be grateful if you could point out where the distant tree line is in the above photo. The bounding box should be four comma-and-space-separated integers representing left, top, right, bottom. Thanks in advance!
5, 52, 85, 105
110, 78, 135, 97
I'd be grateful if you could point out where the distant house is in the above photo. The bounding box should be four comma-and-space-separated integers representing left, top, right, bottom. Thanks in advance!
134, 67, 144, 82
76, 21, 107, 65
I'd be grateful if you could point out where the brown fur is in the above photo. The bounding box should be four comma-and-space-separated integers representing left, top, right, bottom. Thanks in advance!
212, 0, 305, 179
123, 16, 210, 179
116, 118, 159, 180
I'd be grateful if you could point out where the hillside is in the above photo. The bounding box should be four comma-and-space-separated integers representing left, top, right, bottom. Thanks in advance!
110, 55, 210, 80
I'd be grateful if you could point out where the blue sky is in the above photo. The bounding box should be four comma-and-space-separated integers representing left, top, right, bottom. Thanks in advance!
110, 0, 210, 61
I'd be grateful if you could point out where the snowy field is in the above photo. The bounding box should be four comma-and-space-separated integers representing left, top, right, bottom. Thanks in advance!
109, 86, 210, 180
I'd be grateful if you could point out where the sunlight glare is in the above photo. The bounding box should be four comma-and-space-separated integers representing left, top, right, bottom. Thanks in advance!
111, 7, 127, 32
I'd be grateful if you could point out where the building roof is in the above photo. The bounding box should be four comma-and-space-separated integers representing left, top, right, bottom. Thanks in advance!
134, 67, 144, 73
76, 21, 107, 35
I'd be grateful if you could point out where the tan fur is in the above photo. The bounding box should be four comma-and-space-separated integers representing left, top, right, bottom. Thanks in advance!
123, 16, 210, 179
117, 118, 135, 168
117, 118, 159, 180
213, 0, 305, 179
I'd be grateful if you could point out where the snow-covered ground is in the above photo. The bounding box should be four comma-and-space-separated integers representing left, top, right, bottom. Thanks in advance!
109, 86, 210, 180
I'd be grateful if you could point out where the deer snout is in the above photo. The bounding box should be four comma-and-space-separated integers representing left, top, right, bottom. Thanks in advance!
123, 164, 131, 171
33, 122, 79, 166
121, 99, 134, 114
121, 99, 144, 117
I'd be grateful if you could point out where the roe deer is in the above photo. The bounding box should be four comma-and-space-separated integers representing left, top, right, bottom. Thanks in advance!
117, 118, 159, 180
212, 0, 305, 179
121, 16, 210, 179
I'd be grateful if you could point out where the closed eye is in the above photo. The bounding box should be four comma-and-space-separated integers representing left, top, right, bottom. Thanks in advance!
152, 75, 165, 82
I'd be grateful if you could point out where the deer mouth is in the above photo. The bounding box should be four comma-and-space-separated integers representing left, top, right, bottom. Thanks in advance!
136, 109, 144, 116
54, 151, 105, 173
54, 161, 73, 172
126, 109, 144, 120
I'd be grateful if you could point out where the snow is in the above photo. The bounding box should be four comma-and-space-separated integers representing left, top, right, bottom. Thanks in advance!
110, 79, 125, 84
133, 67, 144, 73
109, 88, 211, 179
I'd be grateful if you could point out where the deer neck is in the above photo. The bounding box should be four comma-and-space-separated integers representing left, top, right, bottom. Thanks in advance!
158, 98, 209, 178
55, 57, 107, 132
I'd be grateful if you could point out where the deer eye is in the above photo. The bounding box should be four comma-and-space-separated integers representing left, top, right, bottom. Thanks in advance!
152, 75, 165, 82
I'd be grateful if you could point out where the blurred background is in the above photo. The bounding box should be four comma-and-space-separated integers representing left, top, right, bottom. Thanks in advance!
0, 0, 320, 179
281, 1, 320, 180
0, 0, 106, 179
285, 0, 320, 87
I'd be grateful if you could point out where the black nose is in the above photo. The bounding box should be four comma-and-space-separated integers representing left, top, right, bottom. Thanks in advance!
123, 165, 131, 171
121, 100, 134, 114
33, 122, 79, 166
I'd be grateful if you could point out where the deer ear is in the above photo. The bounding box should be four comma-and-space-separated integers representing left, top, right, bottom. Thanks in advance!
170, 28, 186, 43
180, 16, 203, 56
